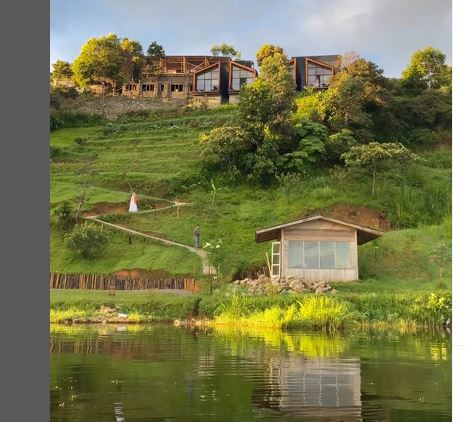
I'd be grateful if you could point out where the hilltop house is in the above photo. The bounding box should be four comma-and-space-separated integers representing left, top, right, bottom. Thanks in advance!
121, 55, 257, 104
255, 215, 383, 282
87, 53, 341, 103
289, 55, 341, 90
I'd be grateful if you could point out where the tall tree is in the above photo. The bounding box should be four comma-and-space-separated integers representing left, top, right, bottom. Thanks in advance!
210, 43, 241, 59
51, 60, 73, 83
339, 51, 360, 69
72, 34, 126, 93
256, 44, 284, 66
402, 47, 451, 93
146, 41, 166, 74
320, 59, 391, 138
121, 38, 144, 81
146, 41, 165, 60
259, 47, 296, 120
342, 142, 396, 197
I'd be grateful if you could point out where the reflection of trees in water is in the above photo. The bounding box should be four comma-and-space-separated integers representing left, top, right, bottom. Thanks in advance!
50, 325, 451, 422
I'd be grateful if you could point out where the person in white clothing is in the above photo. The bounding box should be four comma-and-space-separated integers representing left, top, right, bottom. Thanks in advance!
129, 192, 138, 212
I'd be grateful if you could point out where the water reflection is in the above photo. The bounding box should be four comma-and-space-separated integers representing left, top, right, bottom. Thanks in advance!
50, 324, 451, 422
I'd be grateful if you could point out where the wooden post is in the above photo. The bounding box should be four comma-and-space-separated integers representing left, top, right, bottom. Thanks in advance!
265, 252, 272, 278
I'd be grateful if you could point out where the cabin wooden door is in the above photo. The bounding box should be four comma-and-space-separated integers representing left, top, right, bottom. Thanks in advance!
271, 241, 281, 278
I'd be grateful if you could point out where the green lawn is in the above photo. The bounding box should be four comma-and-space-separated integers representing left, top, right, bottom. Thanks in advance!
50, 107, 452, 288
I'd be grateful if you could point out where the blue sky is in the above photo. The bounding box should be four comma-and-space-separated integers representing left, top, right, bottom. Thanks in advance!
51, 0, 451, 77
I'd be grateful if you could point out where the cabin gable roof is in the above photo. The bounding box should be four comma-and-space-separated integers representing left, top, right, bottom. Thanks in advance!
255, 215, 383, 245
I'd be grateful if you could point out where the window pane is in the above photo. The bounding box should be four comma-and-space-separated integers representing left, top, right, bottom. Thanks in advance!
304, 241, 319, 268
335, 242, 351, 269
197, 80, 204, 91
272, 266, 280, 276
272, 243, 280, 254
272, 254, 279, 265
288, 241, 303, 268
232, 79, 240, 90
320, 241, 335, 269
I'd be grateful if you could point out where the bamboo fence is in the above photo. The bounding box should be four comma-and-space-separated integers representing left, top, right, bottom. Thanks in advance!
49, 273, 201, 293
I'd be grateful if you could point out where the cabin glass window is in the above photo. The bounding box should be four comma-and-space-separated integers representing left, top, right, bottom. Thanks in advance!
196, 68, 219, 91
171, 84, 184, 92
335, 241, 351, 269
304, 241, 319, 268
288, 240, 303, 268
307, 62, 333, 88
231, 67, 253, 90
319, 241, 335, 269
286, 240, 352, 269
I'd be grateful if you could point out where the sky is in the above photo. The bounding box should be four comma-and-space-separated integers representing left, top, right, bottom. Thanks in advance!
50, 0, 451, 78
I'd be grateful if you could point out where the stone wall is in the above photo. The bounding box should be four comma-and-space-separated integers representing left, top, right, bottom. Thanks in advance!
55, 96, 188, 120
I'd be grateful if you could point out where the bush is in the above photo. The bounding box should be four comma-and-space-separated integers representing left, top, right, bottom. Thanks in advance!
54, 202, 75, 232
64, 222, 109, 259
50, 115, 64, 131
50, 111, 104, 129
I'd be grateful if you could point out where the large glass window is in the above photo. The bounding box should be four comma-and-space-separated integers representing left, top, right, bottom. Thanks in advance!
196, 69, 219, 91
289, 240, 303, 269
304, 241, 319, 268
320, 241, 335, 269
287, 240, 351, 269
307, 62, 333, 88
231, 68, 254, 90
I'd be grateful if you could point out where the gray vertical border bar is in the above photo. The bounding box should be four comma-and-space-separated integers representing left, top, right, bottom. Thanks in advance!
0, 0, 50, 421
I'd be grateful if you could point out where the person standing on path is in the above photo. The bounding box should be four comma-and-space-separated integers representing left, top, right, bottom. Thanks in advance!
129, 192, 138, 213
193, 225, 200, 248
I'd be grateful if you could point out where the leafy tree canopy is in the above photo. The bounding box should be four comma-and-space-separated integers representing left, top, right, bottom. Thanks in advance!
121, 38, 144, 81
256, 44, 284, 66
210, 43, 241, 59
146, 41, 165, 61
320, 59, 391, 138
72, 34, 127, 89
402, 47, 451, 94
51, 60, 73, 81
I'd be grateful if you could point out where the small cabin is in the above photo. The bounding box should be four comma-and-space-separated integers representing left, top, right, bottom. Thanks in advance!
255, 215, 383, 282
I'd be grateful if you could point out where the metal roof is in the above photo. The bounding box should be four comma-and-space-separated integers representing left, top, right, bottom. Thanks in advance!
255, 215, 383, 245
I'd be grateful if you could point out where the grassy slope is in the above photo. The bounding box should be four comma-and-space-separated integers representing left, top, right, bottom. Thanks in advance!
50, 107, 452, 290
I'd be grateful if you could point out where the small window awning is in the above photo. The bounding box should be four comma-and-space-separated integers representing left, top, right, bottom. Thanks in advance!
255, 215, 384, 245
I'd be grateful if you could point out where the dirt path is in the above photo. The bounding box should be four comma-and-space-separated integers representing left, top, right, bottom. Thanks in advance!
85, 208, 212, 275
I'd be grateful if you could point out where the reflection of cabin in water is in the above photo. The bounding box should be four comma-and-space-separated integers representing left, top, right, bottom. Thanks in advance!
256, 215, 383, 282
254, 355, 362, 420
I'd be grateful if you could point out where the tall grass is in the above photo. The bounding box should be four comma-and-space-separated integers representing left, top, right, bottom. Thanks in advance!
214, 294, 351, 330
211, 291, 451, 330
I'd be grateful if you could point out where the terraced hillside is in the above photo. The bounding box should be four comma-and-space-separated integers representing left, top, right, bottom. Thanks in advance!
50, 107, 451, 290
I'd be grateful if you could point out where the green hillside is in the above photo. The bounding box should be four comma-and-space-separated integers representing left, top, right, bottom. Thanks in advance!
50, 107, 451, 290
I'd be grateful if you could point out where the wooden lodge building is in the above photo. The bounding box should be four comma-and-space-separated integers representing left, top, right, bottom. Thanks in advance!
121, 55, 257, 104
289, 55, 341, 90
116, 53, 341, 104
256, 215, 383, 282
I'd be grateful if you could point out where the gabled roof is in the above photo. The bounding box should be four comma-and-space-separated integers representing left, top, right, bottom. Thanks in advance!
255, 215, 383, 245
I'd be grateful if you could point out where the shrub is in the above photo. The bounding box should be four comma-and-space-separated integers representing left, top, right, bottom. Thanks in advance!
50, 115, 64, 131
64, 222, 109, 259
54, 202, 75, 232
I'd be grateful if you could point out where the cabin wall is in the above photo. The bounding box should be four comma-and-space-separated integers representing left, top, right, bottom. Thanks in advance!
280, 222, 358, 282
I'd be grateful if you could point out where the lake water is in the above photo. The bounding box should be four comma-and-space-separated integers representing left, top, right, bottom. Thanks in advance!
50, 324, 451, 422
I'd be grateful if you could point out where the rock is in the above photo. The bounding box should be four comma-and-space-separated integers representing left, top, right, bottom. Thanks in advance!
117, 313, 128, 319
315, 287, 323, 294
